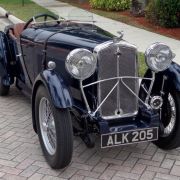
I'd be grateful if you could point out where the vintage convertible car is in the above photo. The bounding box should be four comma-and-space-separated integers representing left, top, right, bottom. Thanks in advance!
0, 13, 180, 169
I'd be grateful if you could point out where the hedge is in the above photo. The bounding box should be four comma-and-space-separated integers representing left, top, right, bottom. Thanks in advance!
146, 0, 180, 28
90, 0, 131, 11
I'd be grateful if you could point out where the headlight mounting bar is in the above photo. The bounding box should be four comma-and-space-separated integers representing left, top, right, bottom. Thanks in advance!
80, 72, 155, 118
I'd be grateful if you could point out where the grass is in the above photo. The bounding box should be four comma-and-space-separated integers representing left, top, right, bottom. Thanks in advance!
0, 0, 55, 21
138, 53, 147, 76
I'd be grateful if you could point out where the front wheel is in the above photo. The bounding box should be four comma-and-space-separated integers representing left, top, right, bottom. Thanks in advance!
154, 90, 180, 150
0, 77, 9, 96
35, 85, 73, 169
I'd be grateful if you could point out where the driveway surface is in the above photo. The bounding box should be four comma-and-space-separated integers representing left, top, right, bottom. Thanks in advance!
1, 5, 180, 180
0, 87, 180, 180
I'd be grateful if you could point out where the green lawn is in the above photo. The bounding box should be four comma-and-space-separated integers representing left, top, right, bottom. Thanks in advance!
0, 0, 55, 21
138, 53, 147, 76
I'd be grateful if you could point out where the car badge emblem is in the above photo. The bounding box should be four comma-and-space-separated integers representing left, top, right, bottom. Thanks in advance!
47, 61, 56, 70
115, 47, 122, 57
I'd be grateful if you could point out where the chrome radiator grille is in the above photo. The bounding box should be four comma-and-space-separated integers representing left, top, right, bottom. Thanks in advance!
95, 41, 138, 119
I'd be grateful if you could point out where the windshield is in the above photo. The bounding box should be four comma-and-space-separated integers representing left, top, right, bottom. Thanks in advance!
23, 7, 95, 26
7, 3, 114, 38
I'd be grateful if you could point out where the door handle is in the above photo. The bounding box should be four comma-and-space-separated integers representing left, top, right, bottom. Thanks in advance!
16, 53, 22, 57
21, 41, 35, 48
27, 44, 34, 48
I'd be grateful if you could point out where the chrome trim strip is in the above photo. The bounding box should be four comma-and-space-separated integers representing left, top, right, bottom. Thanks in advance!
85, 76, 152, 116
80, 76, 154, 120
80, 75, 154, 119
116, 48, 121, 114
83, 77, 153, 88
145, 71, 155, 104
102, 111, 138, 120
92, 81, 119, 116
94, 40, 137, 53
120, 78, 150, 109
80, 80, 91, 113
81, 74, 155, 119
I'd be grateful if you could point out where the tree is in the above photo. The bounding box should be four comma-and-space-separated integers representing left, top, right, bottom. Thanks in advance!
131, 0, 149, 16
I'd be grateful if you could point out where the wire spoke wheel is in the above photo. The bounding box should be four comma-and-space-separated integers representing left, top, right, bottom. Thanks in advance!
154, 90, 180, 150
35, 85, 77, 168
162, 93, 176, 137
0, 77, 10, 96
39, 97, 57, 155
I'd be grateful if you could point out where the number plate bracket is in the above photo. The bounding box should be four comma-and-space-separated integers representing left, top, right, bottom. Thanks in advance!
101, 127, 158, 148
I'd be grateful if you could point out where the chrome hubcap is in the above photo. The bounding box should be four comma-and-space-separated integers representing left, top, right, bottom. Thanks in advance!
39, 97, 57, 155
163, 94, 176, 137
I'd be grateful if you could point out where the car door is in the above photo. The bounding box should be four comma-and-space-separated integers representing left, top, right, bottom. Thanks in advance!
20, 38, 35, 84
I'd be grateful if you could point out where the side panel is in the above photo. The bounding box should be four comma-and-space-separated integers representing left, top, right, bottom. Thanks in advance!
20, 38, 35, 82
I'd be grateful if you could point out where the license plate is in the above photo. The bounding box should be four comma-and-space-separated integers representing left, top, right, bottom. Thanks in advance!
101, 127, 158, 148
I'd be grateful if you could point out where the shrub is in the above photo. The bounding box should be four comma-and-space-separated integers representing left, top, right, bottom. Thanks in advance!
146, 0, 180, 28
90, 0, 131, 11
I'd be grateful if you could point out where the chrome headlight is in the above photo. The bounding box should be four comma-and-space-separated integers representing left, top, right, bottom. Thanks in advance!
145, 43, 175, 72
65, 48, 97, 80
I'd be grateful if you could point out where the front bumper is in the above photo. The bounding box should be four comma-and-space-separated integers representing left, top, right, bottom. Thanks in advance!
96, 108, 160, 135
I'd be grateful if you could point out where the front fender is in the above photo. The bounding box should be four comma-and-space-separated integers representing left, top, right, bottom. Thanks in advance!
142, 62, 180, 94
32, 70, 73, 133
0, 31, 11, 86
163, 62, 180, 91
33, 70, 73, 108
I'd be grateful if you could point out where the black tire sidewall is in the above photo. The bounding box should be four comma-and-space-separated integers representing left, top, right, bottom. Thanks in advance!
154, 90, 180, 150
0, 77, 9, 96
35, 85, 73, 169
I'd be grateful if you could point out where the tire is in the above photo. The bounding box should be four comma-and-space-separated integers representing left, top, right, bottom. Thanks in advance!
0, 77, 9, 96
35, 85, 73, 169
154, 90, 180, 150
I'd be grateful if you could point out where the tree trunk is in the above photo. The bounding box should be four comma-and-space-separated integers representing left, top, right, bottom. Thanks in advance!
131, 0, 147, 17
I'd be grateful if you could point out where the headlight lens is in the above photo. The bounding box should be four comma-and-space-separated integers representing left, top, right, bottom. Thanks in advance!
65, 48, 97, 80
145, 43, 175, 72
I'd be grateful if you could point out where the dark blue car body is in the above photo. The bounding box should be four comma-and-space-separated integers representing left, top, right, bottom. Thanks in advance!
0, 17, 180, 148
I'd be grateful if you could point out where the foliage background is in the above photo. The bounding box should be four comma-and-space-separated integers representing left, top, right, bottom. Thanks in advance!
146, 0, 180, 28
90, 0, 131, 11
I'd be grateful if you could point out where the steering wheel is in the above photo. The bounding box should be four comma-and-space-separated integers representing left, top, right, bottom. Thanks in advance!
23, 13, 59, 30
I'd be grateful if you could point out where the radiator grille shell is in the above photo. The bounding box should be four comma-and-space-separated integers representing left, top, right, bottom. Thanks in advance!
94, 41, 139, 119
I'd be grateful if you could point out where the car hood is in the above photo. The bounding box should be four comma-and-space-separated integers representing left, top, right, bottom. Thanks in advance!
21, 24, 114, 51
